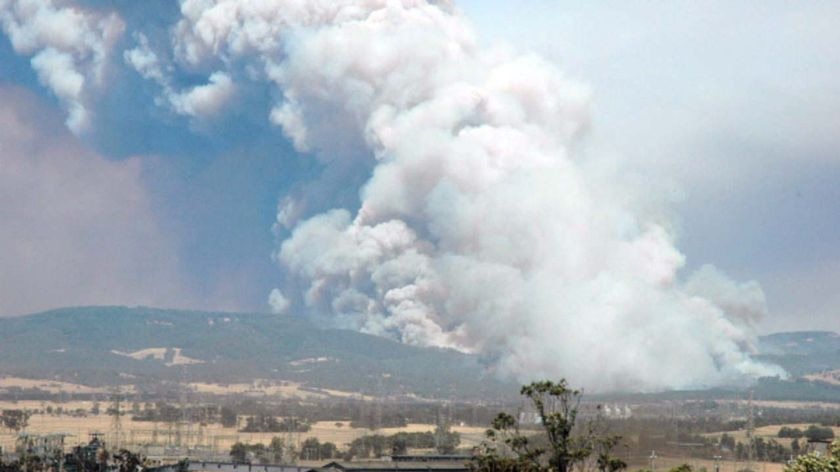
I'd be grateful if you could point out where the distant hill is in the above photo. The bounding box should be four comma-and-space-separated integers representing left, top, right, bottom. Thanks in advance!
0, 306, 515, 400
756, 331, 840, 376
3, 308, 838, 402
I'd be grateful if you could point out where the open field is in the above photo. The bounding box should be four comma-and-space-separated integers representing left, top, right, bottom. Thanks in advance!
701, 422, 840, 445
0, 406, 487, 456
629, 455, 786, 472
803, 370, 840, 386
187, 381, 328, 398
717, 399, 840, 410
0, 377, 106, 395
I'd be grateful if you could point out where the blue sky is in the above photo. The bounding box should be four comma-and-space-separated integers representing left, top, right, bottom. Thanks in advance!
0, 0, 837, 336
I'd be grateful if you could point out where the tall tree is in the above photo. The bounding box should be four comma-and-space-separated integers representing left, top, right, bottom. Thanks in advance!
785, 440, 839, 472
470, 380, 623, 472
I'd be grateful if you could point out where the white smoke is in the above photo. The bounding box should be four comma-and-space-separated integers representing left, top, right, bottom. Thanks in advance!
0, 0, 124, 133
130, 0, 784, 391
124, 32, 236, 120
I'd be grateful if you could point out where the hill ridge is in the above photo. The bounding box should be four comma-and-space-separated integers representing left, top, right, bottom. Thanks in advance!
0, 305, 513, 400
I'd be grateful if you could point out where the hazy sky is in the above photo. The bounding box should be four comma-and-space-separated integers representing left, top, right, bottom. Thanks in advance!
0, 0, 837, 336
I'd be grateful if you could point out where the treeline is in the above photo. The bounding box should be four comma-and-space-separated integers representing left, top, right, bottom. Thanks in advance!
719, 434, 799, 463
128, 398, 501, 430
240, 415, 311, 433
778, 425, 835, 440
346, 430, 461, 459
0, 437, 146, 472
226, 430, 459, 463
604, 417, 835, 464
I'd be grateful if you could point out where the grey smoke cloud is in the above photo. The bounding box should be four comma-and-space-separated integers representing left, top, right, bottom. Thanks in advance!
126, 0, 785, 391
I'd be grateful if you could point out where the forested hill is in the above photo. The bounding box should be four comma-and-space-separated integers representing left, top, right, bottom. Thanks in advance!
757, 330, 840, 376
2, 307, 838, 401
0, 306, 514, 400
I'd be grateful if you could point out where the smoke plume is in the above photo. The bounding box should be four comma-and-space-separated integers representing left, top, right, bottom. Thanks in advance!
0, 0, 124, 133
127, 0, 782, 391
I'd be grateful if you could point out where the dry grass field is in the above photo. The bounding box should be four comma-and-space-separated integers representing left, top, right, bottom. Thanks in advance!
2, 392, 836, 468
0, 377, 106, 395
0, 404, 488, 456
702, 422, 840, 447
636, 455, 786, 472
0, 405, 822, 472
186, 380, 372, 400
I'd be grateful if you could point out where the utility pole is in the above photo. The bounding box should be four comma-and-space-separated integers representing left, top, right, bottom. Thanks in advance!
649, 450, 657, 472
714, 455, 722, 472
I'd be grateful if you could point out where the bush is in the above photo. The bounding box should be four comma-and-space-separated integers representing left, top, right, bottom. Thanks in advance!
784, 441, 840, 472
804, 425, 835, 441
779, 427, 804, 438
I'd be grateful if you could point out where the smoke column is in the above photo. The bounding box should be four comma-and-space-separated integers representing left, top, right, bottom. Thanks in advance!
123, 0, 784, 391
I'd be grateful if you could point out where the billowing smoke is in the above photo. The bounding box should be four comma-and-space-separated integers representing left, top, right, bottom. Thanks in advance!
127, 0, 781, 391
0, 0, 124, 133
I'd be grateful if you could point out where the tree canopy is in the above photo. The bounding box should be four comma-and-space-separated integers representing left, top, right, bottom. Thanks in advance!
470, 379, 624, 472
784, 440, 839, 472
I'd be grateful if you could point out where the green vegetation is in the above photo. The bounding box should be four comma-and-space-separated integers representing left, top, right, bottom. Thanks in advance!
220, 405, 237, 427
0, 410, 30, 432
756, 332, 840, 378
805, 425, 836, 441
470, 379, 624, 472
240, 414, 311, 433
346, 430, 461, 459
779, 426, 805, 438
349, 410, 408, 429
0, 306, 513, 399
229, 437, 294, 464
299, 438, 339, 461
784, 440, 839, 472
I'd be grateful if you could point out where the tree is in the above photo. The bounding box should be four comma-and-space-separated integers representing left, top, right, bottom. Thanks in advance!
301, 438, 322, 461
320, 442, 339, 460
269, 437, 287, 463
805, 426, 835, 442
435, 423, 461, 454
229, 443, 249, 463
669, 465, 692, 472
112, 449, 146, 472
596, 436, 627, 472
220, 406, 237, 428
779, 427, 805, 439
784, 440, 839, 472
720, 433, 736, 451
229, 443, 271, 464
470, 379, 622, 472
0, 410, 30, 432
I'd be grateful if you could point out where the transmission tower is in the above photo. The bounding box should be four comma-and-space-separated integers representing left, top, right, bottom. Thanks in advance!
373, 375, 384, 432
110, 390, 123, 451
746, 390, 755, 470
434, 403, 451, 452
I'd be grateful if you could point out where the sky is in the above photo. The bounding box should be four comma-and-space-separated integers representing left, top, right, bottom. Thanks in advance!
0, 0, 837, 362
